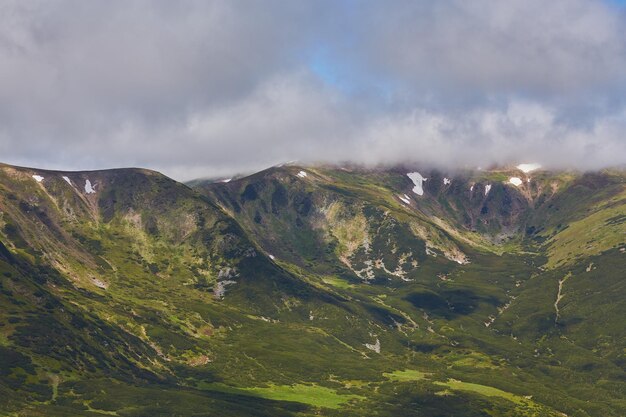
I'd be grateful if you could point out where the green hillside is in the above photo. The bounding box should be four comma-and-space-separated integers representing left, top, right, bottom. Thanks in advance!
0, 162, 623, 416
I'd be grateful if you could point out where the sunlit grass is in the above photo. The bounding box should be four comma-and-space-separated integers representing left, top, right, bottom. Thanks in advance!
383, 369, 430, 382
199, 382, 365, 409
434, 379, 527, 405
322, 276, 354, 289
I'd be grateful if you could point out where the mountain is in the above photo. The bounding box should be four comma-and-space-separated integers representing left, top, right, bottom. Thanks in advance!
0, 162, 624, 416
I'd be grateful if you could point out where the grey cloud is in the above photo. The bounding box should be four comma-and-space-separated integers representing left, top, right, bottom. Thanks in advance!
0, 0, 625, 180
71, 76, 625, 180
356, 0, 626, 98
0, 1, 323, 137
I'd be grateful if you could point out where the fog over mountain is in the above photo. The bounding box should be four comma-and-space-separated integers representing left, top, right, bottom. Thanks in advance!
2, 0, 626, 180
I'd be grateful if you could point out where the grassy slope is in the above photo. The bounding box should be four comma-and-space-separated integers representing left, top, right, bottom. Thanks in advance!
0, 163, 622, 416
195, 164, 626, 416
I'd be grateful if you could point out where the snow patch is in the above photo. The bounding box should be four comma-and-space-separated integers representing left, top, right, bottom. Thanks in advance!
84, 179, 96, 194
399, 194, 411, 205
221, 178, 231, 183
269, 254, 275, 260
443, 177, 451, 185
32, 175, 44, 183
509, 177, 523, 187
407, 172, 427, 196
62, 176, 72, 185
485, 184, 492, 196
516, 163, 541, 173
296, 170, 307, 178
470, 184, 474, 192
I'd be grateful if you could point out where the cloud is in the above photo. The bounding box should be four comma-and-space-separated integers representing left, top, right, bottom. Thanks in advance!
0, 0, 625, 180
0, 1, 323, 141
350, 102, 626, 171
356, 0, 626, 98
86, 75, 626, 179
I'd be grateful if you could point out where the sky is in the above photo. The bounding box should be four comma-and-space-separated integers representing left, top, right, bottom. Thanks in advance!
1, 0, 626, 180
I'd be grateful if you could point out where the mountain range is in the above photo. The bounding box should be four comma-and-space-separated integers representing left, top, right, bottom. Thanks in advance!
0, 161, 624, 417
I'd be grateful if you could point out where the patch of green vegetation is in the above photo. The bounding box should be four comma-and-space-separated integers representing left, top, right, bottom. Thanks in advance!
471, 172, 510, 182
383, 369, 430, 382
448, 351, 500, 369
545, 190, 626, 268
325, 201, 369, 263
322, 276, 354, 289
199, 382, 365, 409
434, 379, 528, 404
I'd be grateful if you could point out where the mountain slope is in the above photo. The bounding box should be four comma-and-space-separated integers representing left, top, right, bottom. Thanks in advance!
0, 162, 623, 417
194, 164, 626, 415
196, 164, 625, 273
0, 164, 385, 415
